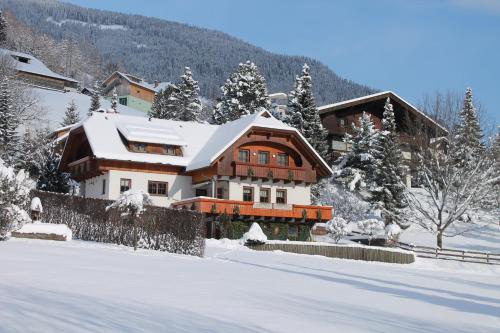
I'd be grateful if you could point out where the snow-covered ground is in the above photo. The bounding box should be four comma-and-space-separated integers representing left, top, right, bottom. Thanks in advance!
1, 238, 499, 332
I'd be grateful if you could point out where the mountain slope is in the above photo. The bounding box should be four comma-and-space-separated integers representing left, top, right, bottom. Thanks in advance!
0, 0, 375, 105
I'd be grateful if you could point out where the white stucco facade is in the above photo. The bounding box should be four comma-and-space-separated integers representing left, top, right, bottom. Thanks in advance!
82, 172, 312, 207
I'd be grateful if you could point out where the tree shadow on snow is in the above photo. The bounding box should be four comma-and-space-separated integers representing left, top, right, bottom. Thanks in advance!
0, 283, 271, 333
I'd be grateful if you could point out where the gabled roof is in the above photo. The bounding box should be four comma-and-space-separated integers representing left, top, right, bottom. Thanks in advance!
318, 91, 448, 133
104, 71, 171, 93
0, 48, 78, 83
63, 110, 333, 175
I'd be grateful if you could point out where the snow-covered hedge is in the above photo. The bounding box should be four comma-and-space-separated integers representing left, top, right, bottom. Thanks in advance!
31, 190, 206, 256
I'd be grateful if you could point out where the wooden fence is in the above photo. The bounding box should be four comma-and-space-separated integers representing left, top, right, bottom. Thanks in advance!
247, 243, 415, 264
398, 243, 500, 265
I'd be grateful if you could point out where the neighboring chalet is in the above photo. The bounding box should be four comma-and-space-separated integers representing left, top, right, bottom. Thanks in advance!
59, 110, 333, 239
102, 72, 170, 113
319, 91, 448, 187
269, 92, 288, 118
0, 49, 78, 90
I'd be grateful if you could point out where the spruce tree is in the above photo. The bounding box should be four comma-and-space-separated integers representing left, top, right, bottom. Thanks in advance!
177, 67, 202, 122
89, 93, 100, 115
148, 84, 181, 120
15, 128, 52, 179
334, 112, 380, 192
451, 88, 484, 168
37, 156, 71, 193
372, 98, 408, 226
285, 64, 330, 161
213, 61, 270, 124
0, 77, 19, 163
110, 87, 118, 113
60, 100, 80, 127
0, 11, 7, 45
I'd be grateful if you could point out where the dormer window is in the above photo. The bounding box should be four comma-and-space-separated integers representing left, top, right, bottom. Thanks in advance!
131, 143, 147, 153
164, 145, 177, 155
13, 55, 30, 64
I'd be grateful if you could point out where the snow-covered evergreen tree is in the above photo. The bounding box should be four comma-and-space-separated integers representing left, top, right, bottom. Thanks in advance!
284, 64, 330, 161
0, 158, 34, 240
451, 88, 485, 168
0, 76, 19, 163
0, 11, 7, 45
213, 61, 270, 124
89, 94, 100, 115
177, 67, 202, 122
333, 112, 380, 192
148, 84, 181, 120
326, 217, 349, 243
36, 155, 71, 193
60, 100, 80, 127
110, 87, 118, 113
372, 98, 408, 227
15, 128, 52, 179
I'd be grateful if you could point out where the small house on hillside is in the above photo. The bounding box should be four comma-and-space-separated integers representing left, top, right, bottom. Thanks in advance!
0, 48, 78, 91
59, 110, 333, 239
102, 71, 170, 113
319, 91, 448, 187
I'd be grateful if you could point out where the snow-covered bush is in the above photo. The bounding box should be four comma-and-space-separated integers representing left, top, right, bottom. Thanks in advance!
106, 190, 152, 217
357, 219, 385, 246
241, 222, 267, 245
385, 223, 402, 247
0, 159, 34, 240
326, 217, 350, 243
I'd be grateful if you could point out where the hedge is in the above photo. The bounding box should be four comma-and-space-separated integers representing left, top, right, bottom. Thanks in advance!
31, 190, 205, 257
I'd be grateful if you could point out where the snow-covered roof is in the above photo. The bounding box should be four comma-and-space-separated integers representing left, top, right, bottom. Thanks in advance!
318, 91, 448, 133
0, 48, 78, 83
105, 71, 171, 93
69, 109, 333, 174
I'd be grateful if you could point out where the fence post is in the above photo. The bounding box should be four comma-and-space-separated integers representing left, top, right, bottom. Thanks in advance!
486, 253, 490, 264
462, 250, 465, 261
435, 248, 439, 258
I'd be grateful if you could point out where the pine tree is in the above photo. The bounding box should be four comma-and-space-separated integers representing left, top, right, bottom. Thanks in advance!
372, 98, 408, 226
334, 112, 380, 192
60, 100, 80, 127
213, 61, 270, 124
110, 87, 118, 113
284, 64, 330, 161
0, 11, 7, 45
0, 77, 19, 163
15, 128, 52, 179
36, 155, 71, 193
451, 88, 484, 168
148, 84, 181, 120
177, 67, 202, 122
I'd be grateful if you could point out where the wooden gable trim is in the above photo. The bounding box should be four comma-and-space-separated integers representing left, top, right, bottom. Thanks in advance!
59, 125, 89, 172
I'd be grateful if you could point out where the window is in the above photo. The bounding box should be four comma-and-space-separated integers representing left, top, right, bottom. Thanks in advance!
15, 56, 30, 64
164, 145, 177, 155
277, 153, 289, 166
339, 118, 346, 127
196, 188, 208, 197
102, 179, 106, 195
243, 187, 254, 202
258, 151, 270, 164
288, 224, 298, 237
238, 149, 250, 163
120, 178, 131, 193
276, 189, 287, 204
132, 143, 147, 152
119, 97, 127, 106
216, 187, 224, 199
259, 188, 270, 203
148, 181, 168, 196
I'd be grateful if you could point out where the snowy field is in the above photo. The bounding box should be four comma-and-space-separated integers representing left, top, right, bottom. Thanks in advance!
1, 238, 499, 333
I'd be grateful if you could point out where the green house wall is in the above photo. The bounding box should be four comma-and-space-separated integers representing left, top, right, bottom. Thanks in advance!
105, 95, 152, 113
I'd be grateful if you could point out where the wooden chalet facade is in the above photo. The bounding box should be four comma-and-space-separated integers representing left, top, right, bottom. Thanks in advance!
319, 91, 448, 187
102, 72, 170, 113
59, 110, 333, 239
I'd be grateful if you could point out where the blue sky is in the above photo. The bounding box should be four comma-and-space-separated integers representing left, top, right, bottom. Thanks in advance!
66, 0, 499, 125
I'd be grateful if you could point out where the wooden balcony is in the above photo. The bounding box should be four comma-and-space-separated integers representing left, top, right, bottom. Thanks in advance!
67, 156, 101, 181
172, 197, 333, 222
233, 162, 308, 183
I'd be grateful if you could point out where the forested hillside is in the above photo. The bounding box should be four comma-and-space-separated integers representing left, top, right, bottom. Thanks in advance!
0, 0, 374, 104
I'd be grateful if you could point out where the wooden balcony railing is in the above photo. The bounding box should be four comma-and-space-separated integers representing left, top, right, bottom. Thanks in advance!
172, 197, 332, 222
234, 162, 307, 182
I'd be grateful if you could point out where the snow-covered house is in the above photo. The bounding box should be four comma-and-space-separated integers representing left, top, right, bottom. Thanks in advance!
102, 72, 170, 113
319, 91, 448, 187
0, 48, 78, 90
59, 110, 333, 236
